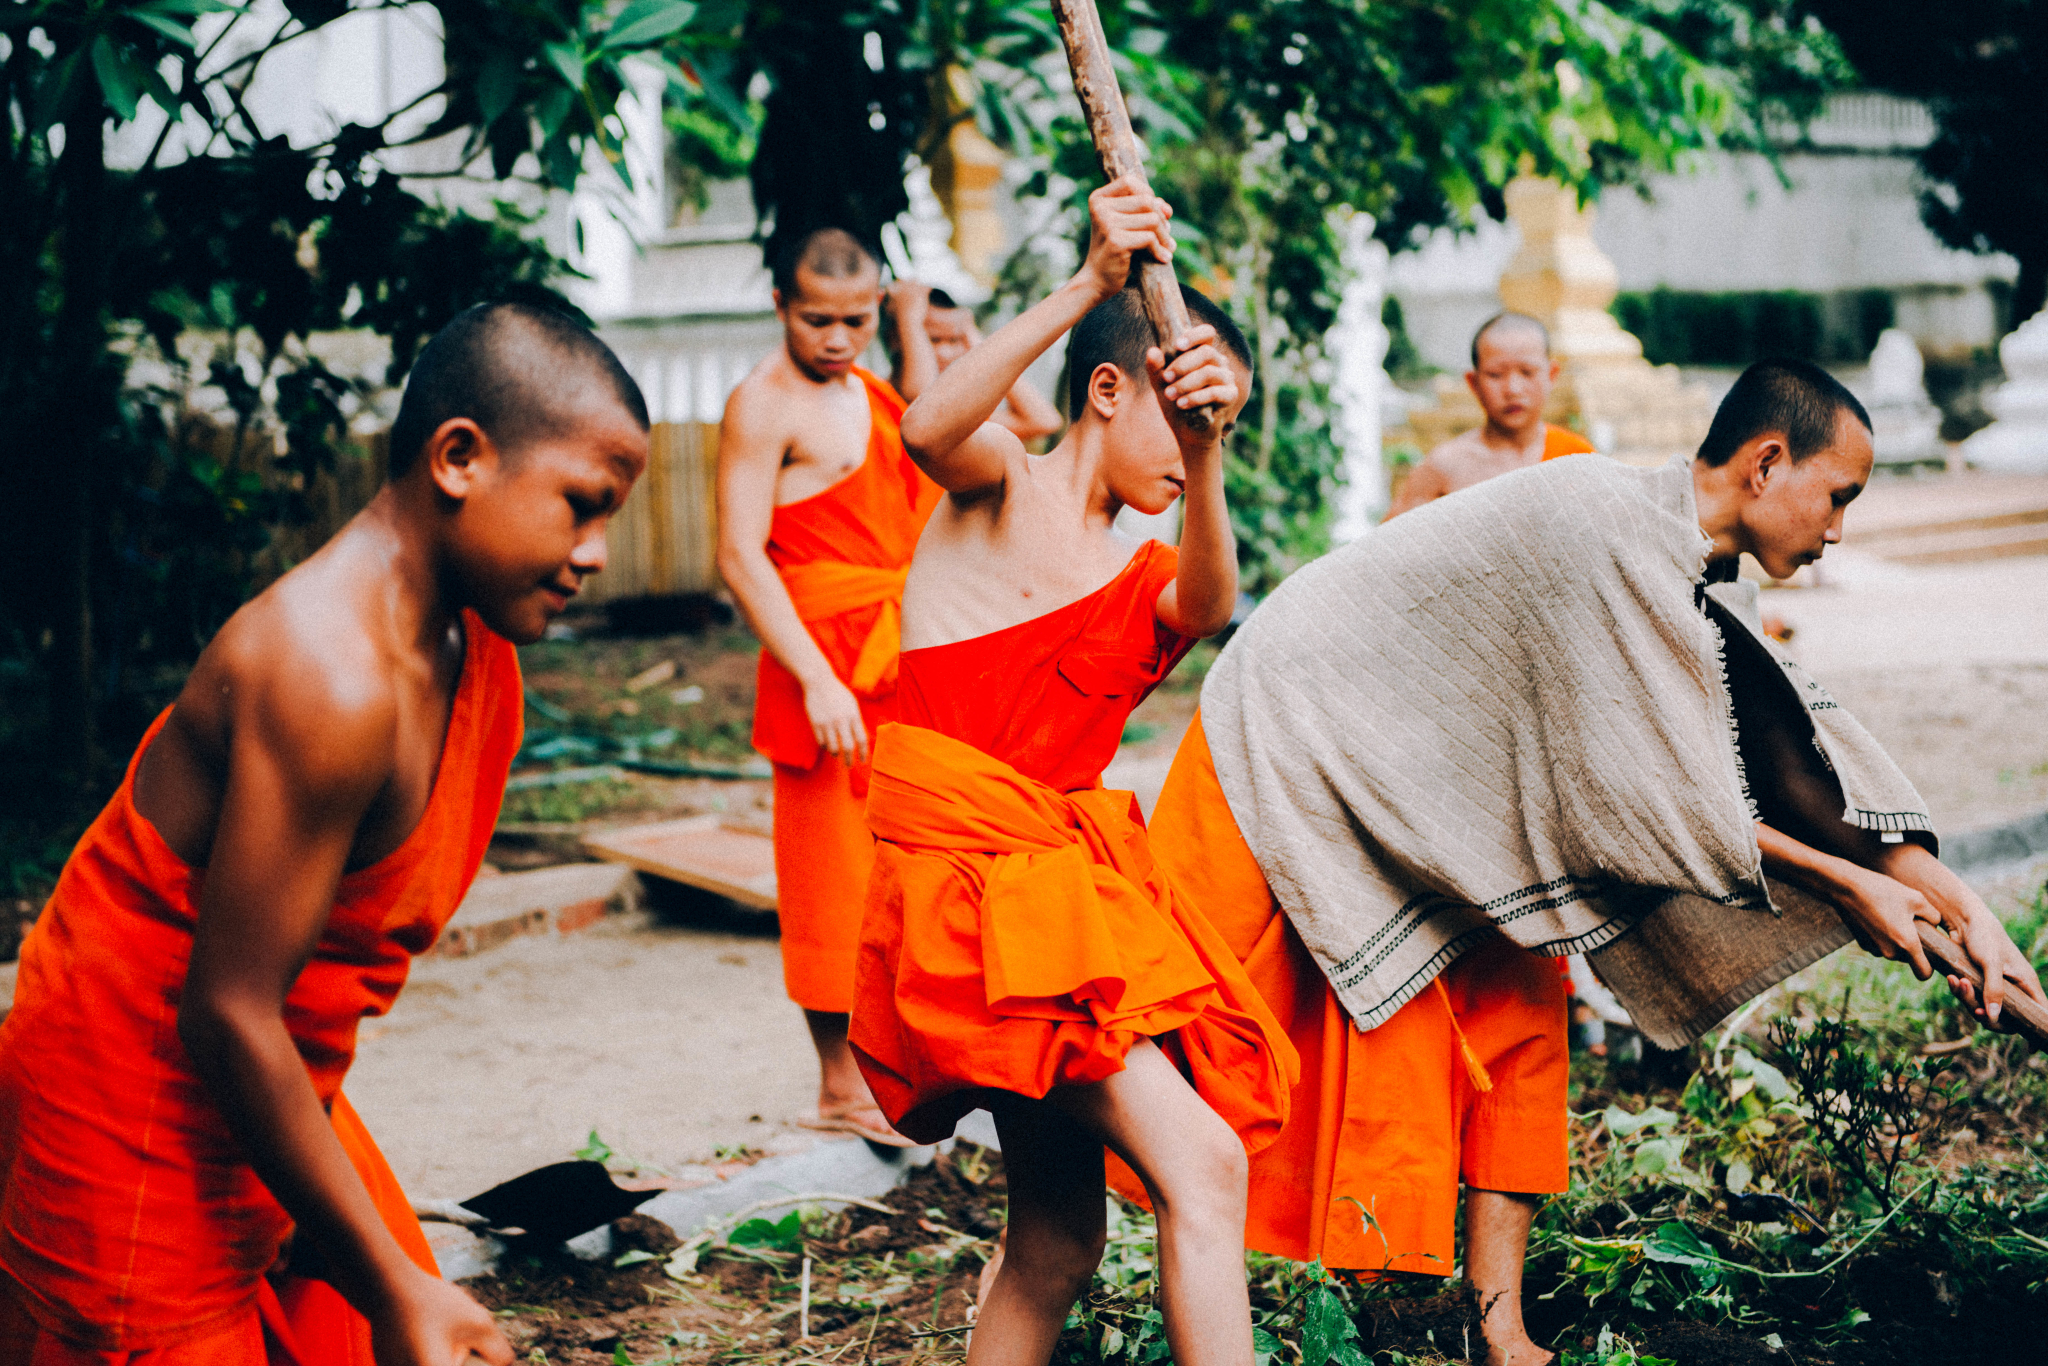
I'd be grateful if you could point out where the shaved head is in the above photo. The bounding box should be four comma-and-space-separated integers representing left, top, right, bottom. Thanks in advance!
772, 226, 881, 299
1470, 311, 1550, 368
387, 302, 648, 479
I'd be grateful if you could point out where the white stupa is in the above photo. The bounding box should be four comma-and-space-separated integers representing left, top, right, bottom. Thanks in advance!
1863, 328, 1945, 466
1962, 308, 2048, 475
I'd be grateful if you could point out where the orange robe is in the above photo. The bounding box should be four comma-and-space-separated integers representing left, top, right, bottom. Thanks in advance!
0, 612, 522, 1361
850, 542, 1297, 1148
1541, 424, 1596, 460
1145, 715, 1568, 1276
752, 368, 941, 1013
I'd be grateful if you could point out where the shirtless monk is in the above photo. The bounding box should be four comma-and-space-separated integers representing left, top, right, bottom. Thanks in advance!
1148, 357, 2043, 1366
1386, 311, 1594, 518
0, 301, 649, 1364
717, 228, 941, 1146
849, 176, 1296, 1366
891, 286, 1064, 445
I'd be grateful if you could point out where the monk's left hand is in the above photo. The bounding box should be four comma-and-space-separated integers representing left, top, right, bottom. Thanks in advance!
1147, 325, 1239, 435
371, 1269, 513, 1366
1942, 911, 2046, 1030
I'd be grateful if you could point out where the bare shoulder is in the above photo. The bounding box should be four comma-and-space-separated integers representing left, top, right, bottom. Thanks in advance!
720, 354, 806, 447
200, 575, 400, 801
1421, 430, 1493, 484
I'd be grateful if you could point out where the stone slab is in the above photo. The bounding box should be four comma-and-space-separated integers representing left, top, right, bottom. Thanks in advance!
581, 815, 778, 911
431, 862, 645, 959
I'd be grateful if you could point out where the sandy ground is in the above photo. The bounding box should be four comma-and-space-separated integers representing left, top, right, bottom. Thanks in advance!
5, 550, 2043, 1207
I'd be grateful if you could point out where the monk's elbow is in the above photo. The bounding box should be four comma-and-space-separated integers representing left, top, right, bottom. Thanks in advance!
175, 988, 265, 1071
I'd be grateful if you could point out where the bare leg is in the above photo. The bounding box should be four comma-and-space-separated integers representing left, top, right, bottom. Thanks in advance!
1466, 1188, 1551, 1366
801, 1010, 910, 1144
969, 1097, 1108, 1366
1049, 1041, 1253, 1366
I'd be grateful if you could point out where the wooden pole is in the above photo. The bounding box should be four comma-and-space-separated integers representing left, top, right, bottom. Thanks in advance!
1916, 923, 2048, 1051
1050, 0, 1217, 433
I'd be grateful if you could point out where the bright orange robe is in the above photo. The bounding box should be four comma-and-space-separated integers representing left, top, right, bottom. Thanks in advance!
752, 368, 941, 1013
1145, 715, 1568, 1276
1541, 424, 1596, 460
0, 612, 521, 1360
850, 542, 1297, 1148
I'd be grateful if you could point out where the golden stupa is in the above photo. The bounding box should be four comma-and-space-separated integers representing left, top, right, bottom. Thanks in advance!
1405, 175, 1714, 468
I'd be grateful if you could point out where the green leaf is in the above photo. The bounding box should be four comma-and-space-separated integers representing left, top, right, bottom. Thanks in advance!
544, 41, 586, 91
612, 1248, 657, 1267
1252, 1327, 1283, 1366
128, 11, 199, 47
574, 1129, 613, 1163
1301, 1283, 1363, 1366
604, 0, 697, 51
1642, 1221, 1716, 1268
1604, 1104, 1679, 1137
90, 36, 142, 121
612, 1345, 636, 1366
477, 50, 521, 127
140, 0, 243, 15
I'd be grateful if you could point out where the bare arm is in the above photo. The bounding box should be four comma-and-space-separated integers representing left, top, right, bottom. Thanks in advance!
887, 282, 938, 403
179, 667, 511, 1366
1150, 329, 1240, 638
715, 386, 869, 765
1757, 822, 2042, 1027
1384, 455, 1450, 520
899, 176, 1174, 494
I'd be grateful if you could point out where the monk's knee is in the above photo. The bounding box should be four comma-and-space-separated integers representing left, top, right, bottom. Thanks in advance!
1150, 1119, 1248, 1232
1004, 1218, 1107, 1304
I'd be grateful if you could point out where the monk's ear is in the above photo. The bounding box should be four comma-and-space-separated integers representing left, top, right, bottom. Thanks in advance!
1747, 436, 1789, 496
1087, 362, 1127, 421
424, 418, 496, 502
1547, 358, 1561, 383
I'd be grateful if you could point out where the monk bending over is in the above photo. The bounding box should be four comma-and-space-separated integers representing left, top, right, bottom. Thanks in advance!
0, 302, 650, 1363
1387, 310, 1593, 518
1148, 358, 2041, 1366
718, 229, 942, 1146
850, 177, 1296, 1366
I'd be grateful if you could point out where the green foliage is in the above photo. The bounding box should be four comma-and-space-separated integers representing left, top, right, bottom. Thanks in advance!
1800, 1, 2048, 322
1613, 287, 1894, 365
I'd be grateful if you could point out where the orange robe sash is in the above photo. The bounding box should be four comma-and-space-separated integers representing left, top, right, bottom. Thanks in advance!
850, 723, 1298, 1148
1541, 423, 1597, 460
777, 561, 911, 698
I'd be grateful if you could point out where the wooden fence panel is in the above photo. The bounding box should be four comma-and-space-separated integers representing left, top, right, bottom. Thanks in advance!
584, 420, 723, 602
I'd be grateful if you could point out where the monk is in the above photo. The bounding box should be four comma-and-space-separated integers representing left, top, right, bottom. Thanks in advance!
1386, 311, 1594, 518
891, 286, 1064, 445
718, 228, 942, 1146
849, 175, 1296, 1366
0, 301, 650, 1363
1149, 357, 2042, 1366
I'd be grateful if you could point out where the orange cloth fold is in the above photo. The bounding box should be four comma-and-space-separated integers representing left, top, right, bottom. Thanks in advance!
0, 612, 520, 1353
774, 754, 877, 1013
778, 561, 911, 697
1541, 423, 1597, 460
1140, 714, 1567, 1275
850, 723, 1298, 1149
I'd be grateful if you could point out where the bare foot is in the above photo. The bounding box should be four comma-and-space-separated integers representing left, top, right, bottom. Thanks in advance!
796, 1103, 917, 1148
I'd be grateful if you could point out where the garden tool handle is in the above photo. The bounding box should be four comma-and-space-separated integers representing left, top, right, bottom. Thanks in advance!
1916, 922, 2048, 1050
1050, 0, 1217, 435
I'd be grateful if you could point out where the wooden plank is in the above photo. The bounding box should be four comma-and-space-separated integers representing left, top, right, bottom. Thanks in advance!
584, 421, 725, 603
581, 813, 778, 911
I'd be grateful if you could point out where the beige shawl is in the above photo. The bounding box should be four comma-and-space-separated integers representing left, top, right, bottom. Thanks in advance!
1200, 455, 1931, 1045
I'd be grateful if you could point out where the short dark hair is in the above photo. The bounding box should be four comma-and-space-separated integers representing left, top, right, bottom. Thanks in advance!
772, 226, 881, 298
1469, 311, 1549, 368
386, 302, 649, 479
1695, 358, 1872, 468
1067, 286, 1254, 419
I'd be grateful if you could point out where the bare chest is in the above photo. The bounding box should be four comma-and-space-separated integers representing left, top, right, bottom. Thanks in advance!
775, 383, 875, 506
903, 517, 1137, 651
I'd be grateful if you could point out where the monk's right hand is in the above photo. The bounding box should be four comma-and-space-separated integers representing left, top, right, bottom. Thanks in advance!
371, 1270, 513, 1366
1077, 174, 1173, 301
806, 674, 870, 768
1836, 866, 1939, 981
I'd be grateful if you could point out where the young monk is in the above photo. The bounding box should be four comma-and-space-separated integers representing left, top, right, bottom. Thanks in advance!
1387, 311, 1594, 518
891, 285, 1064, 444
1147, 358, 2043, 1366
718, 228, 942, 1146
0, 301, 649, 1364
849, 176, 1297, 1366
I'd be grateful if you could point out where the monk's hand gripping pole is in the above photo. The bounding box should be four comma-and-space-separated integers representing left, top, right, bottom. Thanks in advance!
1051, 0, 1219, 435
